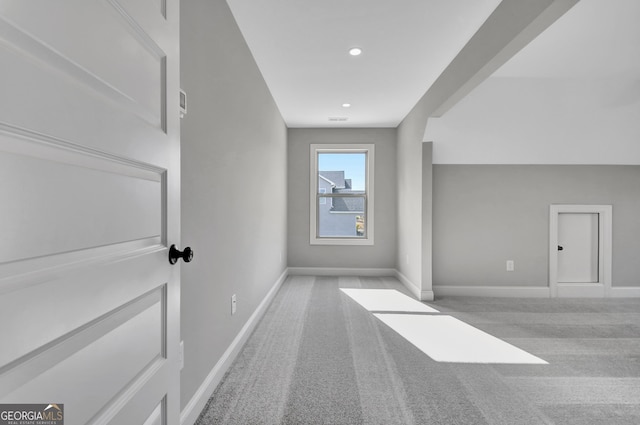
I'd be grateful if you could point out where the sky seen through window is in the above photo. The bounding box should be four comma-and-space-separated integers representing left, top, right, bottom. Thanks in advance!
318, 153, 365, 190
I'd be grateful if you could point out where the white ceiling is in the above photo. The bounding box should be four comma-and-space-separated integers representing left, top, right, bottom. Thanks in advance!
225, 0, 638, 128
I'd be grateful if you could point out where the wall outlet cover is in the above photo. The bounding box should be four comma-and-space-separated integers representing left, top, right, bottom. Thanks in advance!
506, 260, 515, 272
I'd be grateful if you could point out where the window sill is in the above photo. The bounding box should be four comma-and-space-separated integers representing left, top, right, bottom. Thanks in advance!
310, 237, 374, 246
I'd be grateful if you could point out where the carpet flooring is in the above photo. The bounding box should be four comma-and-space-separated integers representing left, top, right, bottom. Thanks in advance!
195, 276, 640, 424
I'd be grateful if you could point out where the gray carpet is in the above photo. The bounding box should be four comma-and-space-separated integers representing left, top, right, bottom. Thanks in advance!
195, 276, 640, 424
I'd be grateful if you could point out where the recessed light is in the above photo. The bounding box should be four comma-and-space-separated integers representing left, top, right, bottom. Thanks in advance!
342, 103, 351, 108
348, 47, 362, 56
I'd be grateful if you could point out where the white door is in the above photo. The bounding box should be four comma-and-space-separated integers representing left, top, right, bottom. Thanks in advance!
557, 213, 599, 283
0, 1, 181, 424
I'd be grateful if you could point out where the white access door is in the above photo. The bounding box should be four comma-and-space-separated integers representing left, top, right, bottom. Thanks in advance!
0, 1, 181, 424
557, 213, 599, 283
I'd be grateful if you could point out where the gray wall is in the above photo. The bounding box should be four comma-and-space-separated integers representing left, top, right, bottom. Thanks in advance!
433, 165, 640, 287
180, 0, 287, 411
288, 128, 397, 268
396, 103, 429, 289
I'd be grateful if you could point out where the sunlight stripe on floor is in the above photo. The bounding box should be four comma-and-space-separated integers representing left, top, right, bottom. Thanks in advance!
374, 314, 548, 364
340, 288, 439, 313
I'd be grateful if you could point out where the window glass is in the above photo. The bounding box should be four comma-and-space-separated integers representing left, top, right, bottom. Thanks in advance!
317, 153, 366, 192
310, 145, 374, 245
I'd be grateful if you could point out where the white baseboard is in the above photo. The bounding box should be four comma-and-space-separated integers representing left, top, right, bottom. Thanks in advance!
395, 269, 419, 298
180, 268, 289, 425
556, 283, 606, 298
420, 289, 435, 301
433, 284, 640, 298
287, 267, 434, 301
611, 286, 640, 298
433, 285, 551, 298
288, 267, 395, 277
394, 270, 434, 301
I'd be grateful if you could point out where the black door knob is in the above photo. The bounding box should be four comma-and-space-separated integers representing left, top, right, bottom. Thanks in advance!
558, 245, 564, 251
169, 244, 194, 264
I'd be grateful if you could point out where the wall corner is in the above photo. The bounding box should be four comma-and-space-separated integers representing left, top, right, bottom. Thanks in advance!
421, 141, 434, 298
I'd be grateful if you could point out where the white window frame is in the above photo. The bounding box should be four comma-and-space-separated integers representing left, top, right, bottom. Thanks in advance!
310, 144, 374, 245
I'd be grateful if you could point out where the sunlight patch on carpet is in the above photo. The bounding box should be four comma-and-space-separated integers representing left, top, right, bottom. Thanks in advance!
340, 288, 439, 313
374, 314, 548, 364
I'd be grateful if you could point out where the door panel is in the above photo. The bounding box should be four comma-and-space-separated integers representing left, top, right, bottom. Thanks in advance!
0, 0, 180, 423
115, 0, 169, 33
557, 213, 599, 283
0, 9, 165, 149
0, 254, 167, 379
0, 0, 165, 127
142, 403, 164, 425
2, 293, 163, 424
0, 146, 162, 263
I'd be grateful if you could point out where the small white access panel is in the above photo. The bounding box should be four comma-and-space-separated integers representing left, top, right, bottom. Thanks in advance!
557, 213, 599, 283
549, 205, 612, 298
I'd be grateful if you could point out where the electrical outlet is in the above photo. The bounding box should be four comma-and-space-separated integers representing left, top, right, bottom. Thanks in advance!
179, 340, 184, 370
231, 294, 237, 315
506, 260, 515, 272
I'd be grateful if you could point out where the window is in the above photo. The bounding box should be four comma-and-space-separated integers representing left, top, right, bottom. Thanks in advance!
310, 144, 374, 245
319, 188, 326, 204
